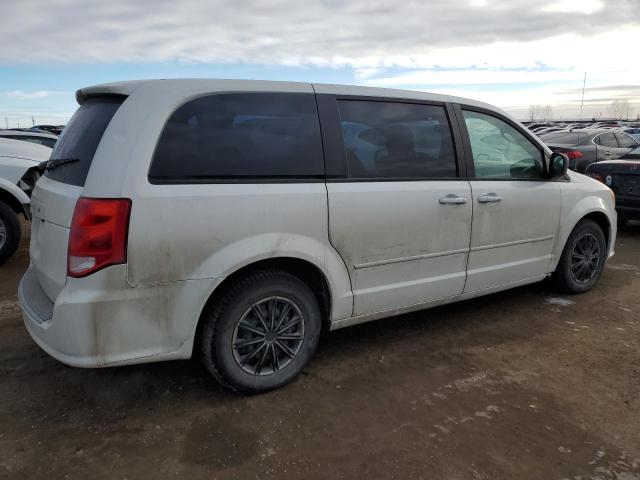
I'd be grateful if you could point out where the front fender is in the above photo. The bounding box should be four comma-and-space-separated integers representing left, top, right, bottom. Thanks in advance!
0, 177, 30, 215
551, 193, 615, 271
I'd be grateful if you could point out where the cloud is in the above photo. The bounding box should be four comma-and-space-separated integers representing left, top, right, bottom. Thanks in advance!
1, 0, 638, 66
1, 0, 639, 120
5, 90, 68, 100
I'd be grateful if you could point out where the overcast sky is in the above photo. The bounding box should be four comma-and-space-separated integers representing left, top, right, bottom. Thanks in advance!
1, 0, 639, 126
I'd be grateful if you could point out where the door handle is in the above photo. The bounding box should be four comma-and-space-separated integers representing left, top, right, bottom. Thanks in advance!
439, 194, 467, 205
478, 193, 503, 203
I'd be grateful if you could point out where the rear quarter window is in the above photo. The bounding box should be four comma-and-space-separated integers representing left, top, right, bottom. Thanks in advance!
45, 96, 125, 186
149, 93, 324, 182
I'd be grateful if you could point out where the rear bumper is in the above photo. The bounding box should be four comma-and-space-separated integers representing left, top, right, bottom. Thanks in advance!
616, 196, 640, 219
19, 265, 218, 368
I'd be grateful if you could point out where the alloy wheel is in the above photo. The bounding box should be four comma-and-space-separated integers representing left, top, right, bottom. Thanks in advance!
231, 296, 305, 376
0, 218, 6, 251
570, 232, 601, 284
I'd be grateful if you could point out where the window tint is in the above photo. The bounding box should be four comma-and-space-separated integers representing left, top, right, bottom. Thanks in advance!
539, 132, 588, 145
463, 110, 543, 179
596, 133, 619, 148
615, 133, 638, 148
6, 136, 57, 149
336, 100, 457, 179
45, 96, 124, 186
149, 93, 323, 181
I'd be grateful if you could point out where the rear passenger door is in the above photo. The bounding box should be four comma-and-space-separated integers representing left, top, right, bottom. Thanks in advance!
318, 96, 472, 316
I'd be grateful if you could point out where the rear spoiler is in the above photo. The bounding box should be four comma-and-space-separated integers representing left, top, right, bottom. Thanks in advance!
75, 80, 147, 104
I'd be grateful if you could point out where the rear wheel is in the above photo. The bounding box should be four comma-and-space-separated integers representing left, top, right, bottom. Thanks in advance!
0, 202, 21, 266
553, 219, 607, 294
200, 270, 321, 394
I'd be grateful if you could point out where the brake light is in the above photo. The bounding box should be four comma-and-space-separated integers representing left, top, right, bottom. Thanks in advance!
564, 150, 584, 160
586, 172, 605, 183
68, 197, 132, 278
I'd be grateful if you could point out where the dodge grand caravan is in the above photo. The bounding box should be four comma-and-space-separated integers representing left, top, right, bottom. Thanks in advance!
19, 79, 616, 393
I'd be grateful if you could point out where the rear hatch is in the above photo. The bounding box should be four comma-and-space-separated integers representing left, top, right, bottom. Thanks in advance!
29, 95, 125, 302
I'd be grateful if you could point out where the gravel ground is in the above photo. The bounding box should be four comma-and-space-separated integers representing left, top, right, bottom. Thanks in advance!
1, 221, 639, 480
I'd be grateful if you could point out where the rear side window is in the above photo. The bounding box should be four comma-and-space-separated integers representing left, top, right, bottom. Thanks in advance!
149, 93, 323, 182
615, 133, 638, 148
45, 96, 125, 186
336, 100, 457, 179
595, 133, 619, 148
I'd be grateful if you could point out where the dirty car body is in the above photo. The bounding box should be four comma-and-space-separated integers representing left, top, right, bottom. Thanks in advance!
19, 79, 617, 393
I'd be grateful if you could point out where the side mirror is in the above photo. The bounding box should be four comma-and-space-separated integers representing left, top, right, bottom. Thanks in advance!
548, 152, 568, 177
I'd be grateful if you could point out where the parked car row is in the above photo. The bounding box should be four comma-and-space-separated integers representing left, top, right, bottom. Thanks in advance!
525, 121, 640, 224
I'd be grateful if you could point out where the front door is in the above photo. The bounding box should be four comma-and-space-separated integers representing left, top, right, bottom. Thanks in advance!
458, 108, 561, 293
324, 98, 472, 316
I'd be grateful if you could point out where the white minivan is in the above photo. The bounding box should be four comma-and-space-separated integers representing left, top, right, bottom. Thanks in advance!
19, 79, 616, 393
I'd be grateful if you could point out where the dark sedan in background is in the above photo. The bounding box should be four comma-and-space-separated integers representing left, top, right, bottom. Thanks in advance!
540, 129, 639, 173
586, 146, 640, 224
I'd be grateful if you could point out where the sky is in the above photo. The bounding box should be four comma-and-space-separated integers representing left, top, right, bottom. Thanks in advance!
1, 0, 639, 127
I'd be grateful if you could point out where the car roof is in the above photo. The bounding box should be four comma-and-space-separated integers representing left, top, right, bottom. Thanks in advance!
0, 137, 52, 162
75, 78, 503, 117
0, 129, 58, 140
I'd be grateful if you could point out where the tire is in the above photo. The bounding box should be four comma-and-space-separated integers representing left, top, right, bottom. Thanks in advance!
553, 219, 607, 294
200, 269, 322, 394
0, 201, 21, 266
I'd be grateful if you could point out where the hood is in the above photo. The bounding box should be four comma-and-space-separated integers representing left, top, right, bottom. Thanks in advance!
0, 137, 52, 163
0, 138, 51, 186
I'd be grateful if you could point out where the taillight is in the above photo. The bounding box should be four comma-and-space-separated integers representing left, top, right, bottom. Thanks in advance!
586, 172, 605, 183
68, 197, 132, 278
564, 150, 584, 160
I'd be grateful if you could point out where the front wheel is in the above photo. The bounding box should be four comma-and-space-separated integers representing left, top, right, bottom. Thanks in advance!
200, 270, 322, 394
553, 219, 607, 294
0, 202, 21, 266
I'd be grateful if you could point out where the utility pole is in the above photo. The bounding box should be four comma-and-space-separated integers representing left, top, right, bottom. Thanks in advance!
31, 115, 35, 127
579, 72, 586, 121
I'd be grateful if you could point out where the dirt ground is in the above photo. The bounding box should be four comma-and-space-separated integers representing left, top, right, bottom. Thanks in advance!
1, 221, 639, 480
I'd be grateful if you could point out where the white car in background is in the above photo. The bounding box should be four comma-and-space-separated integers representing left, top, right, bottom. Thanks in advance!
0, 138, 51, 264
0, 130, 58, 149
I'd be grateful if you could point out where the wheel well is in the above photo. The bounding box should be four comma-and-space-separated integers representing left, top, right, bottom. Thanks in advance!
193, 258, 332, 355
582, 211, 611, 249
0, 188, 25, 216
